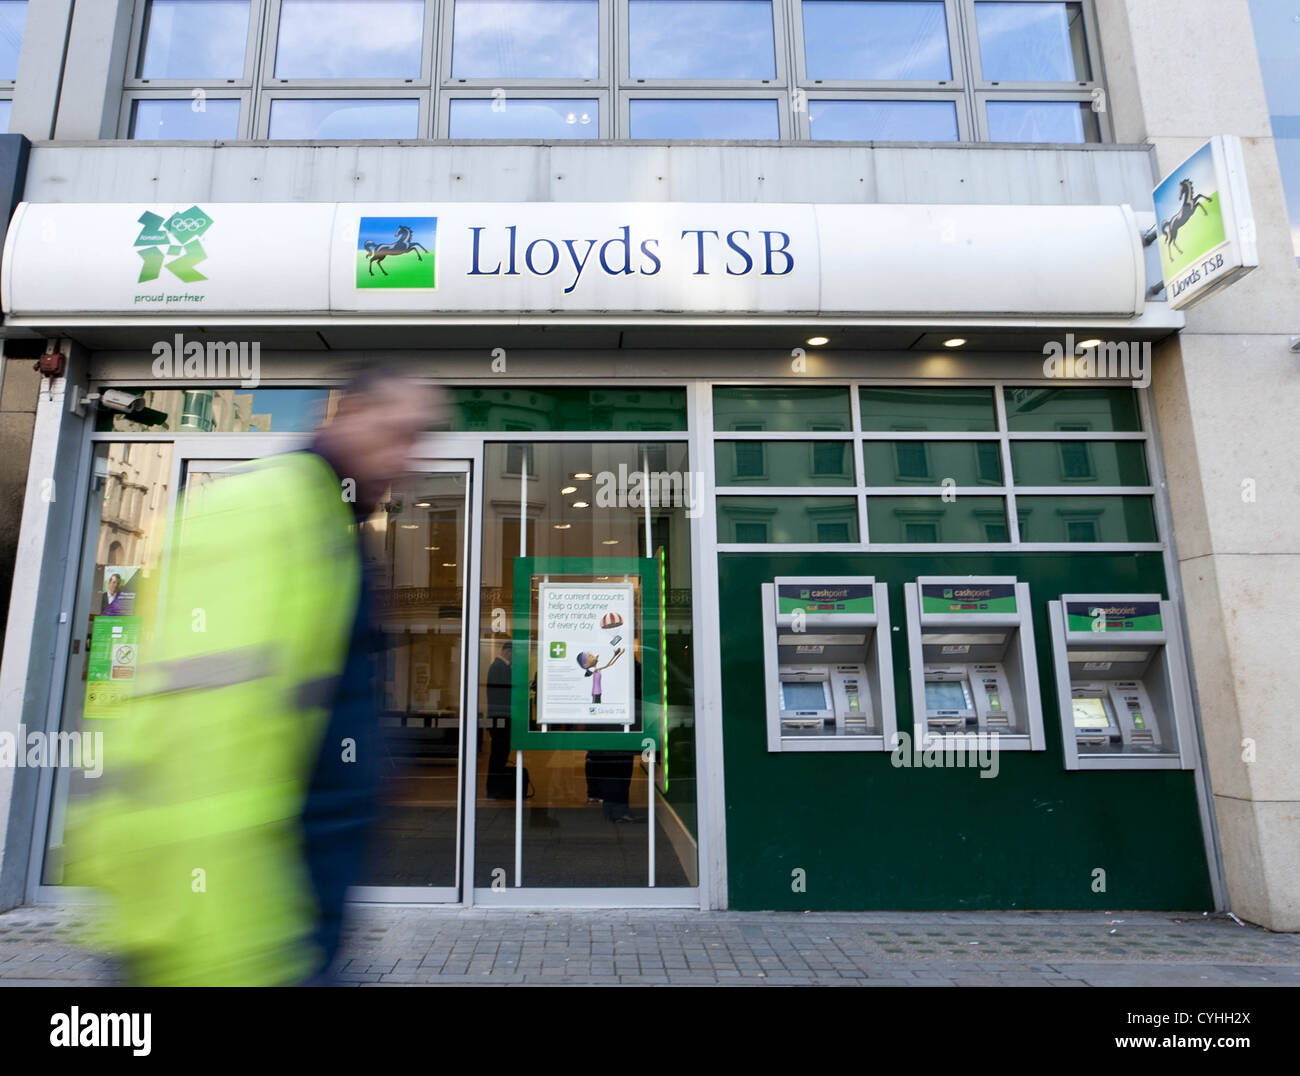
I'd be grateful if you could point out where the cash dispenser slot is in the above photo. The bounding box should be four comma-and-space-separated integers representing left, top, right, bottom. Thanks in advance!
760, 576, 896, 753
1048, 594, 1196, 770
903, 576, 1046, 752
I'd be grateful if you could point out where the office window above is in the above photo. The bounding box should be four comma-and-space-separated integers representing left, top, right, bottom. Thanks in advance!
118, 0, 1109, 141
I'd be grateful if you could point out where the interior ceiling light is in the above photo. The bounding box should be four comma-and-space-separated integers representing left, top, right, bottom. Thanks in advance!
572, 472, 594, 480
572, 501, 590, 508
943, 338, 966, 348
806, 336, 829, 346
561, 485, 578, 495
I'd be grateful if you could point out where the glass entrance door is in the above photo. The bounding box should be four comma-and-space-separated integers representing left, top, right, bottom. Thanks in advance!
176, 454, 473, 902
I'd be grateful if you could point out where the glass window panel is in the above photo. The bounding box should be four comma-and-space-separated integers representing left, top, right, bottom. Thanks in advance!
0, 1, 23, 81
138, 0, 249, 79
866, 495, 1006, 542
40, 443, 174, 884
451, 0, 598, 78
130, 98, 241, 139
809, 99, 959, 141
274, 0, 425, 78
1016, 495, 1158, 542
267, 98, 420, 138
986, 100, 1099, 142
94, 388, 339, 433
1249, 0, 1300, 265
629, 0, 776, 79
975, 1, 1090, 82
1004, 386, 1141, 431
629, 98, 780, 139
715, 441, 853, 485
859, 386, 997, 431
476, 442, 698, 886
718, 496, 859, 542
864, 440, 1003, 485
443, 387, 687, 431
713, 386, 851, 431
449, 98, 598, 138
0, 98, 10, 132
802, 1, 951, 81
1010, 440, 1149, 485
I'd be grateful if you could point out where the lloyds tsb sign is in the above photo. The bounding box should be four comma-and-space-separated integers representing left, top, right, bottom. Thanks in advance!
467, 223, 796, 294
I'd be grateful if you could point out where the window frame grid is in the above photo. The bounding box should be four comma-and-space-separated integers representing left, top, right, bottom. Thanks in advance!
709, 380, 1160, 551
438, 0, 609, 89
790, 0, 968, 92
793, 88, 971, 142
961, 0, 1101, 91
254, 88, 431, 139
125, 0, 267, 89
258, 0, 437, 90
976, 88, 1110, 142
439, 87, 610, 139
620, 88, 790, 140
618, 0, 791, 90
119, 90, 251, 139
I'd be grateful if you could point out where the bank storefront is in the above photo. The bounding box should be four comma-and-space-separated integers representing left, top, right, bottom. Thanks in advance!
0, 196, 1221, 912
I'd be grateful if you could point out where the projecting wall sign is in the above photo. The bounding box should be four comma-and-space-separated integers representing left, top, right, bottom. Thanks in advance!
1, 200, 1147, 320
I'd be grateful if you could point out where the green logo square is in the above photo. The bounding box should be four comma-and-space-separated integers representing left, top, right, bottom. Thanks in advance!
549, 641, 566, 659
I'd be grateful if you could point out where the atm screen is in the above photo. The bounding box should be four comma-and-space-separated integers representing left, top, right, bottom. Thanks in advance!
781, 681, 829, 712
925, 681, 968, 711
1072, 697, 1112, 730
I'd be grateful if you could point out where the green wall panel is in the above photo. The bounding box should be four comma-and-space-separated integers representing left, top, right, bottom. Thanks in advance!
718, 551, 1214, 911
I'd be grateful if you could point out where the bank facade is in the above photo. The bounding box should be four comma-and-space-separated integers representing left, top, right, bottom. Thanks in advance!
0, 0, 1296, 928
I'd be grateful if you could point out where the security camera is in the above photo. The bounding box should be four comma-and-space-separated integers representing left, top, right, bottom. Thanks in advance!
98, 389, 146, 414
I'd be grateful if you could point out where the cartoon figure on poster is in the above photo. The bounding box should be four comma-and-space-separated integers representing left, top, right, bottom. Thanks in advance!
577, 610, 625, 705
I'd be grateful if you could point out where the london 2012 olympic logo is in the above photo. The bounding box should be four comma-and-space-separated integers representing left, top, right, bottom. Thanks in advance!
134, 205, 214, 283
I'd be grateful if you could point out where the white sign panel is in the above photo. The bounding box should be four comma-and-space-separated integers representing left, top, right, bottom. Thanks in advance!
1, 202, 334, 316
1, 200, 1149, 320
537, 582, 636, 727
1153, 135, 1258, 310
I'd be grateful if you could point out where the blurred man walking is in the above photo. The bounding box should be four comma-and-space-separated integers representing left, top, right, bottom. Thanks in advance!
69, 370, 442, 986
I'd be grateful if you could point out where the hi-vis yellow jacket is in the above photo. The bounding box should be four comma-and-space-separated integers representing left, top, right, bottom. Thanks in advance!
66, 451, 361, 986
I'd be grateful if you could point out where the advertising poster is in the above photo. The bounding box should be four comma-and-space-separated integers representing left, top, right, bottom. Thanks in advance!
84, 615, 142, 719
100, 564, 140, 616
537, 582, 636, 727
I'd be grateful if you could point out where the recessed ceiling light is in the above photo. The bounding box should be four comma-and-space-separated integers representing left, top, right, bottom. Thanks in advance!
553, 523, 572, 530
943, 338, 966, 348
400, 523, 418, 529
572, 501, 589, 508
572, 472, 593, 480
442, 562, 456, 568
424, 545, 440, 551
602, 539, 620, 545
1077, 338, 1103, 349
415, 501, 431, 508
806, 336, 829, 346
561, 485, 578, 495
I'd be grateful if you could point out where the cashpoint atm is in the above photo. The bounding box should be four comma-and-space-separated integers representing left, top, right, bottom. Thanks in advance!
760, 576, 896, 752
1047, 594, 1197, 769
903, 576, 1045, 751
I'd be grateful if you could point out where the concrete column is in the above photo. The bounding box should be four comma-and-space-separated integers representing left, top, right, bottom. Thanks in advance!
50, 0, 135, 140
1096, 0, 1300, 930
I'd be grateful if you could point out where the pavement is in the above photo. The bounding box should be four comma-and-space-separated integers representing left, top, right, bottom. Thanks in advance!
1, 903, 1298, 986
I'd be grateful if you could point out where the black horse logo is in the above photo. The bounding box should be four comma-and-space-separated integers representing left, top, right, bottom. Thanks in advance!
363, 225, 429, 276
1160, 178, 1214, 257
